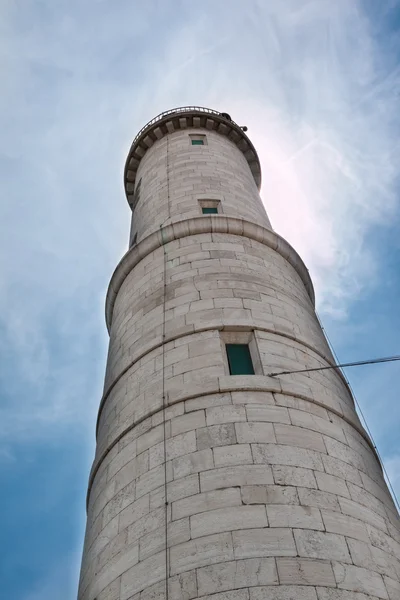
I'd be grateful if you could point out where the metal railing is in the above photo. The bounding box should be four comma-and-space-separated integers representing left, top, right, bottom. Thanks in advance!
129, 106, 238, 151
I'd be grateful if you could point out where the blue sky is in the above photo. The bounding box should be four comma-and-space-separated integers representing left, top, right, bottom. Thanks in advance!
1, 1, 400, 598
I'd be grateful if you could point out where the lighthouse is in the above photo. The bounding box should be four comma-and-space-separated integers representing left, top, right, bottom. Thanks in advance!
78, 107, 400, 600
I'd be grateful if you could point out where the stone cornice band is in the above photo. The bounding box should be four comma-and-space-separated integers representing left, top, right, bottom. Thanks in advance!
96, 325, 353, 438
124, 106, 262, 204
105, 216, 315, 333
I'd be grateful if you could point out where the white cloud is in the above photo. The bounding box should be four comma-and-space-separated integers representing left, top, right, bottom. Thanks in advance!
140, 0, 400, 317
0, 0, 399, 440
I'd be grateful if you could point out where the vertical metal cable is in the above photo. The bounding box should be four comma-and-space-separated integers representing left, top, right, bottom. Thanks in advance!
316, 311, 400, 512
160, 134, 171, 600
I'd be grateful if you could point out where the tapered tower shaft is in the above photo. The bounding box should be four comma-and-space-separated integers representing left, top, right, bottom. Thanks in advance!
78, 107, 400, 600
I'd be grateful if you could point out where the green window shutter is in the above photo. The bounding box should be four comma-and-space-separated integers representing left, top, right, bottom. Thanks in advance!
226, 344, 255, 375
202, 207, 218, 214
191, 139, 204, 145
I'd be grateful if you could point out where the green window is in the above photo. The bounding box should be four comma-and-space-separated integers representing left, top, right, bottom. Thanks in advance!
202, 207, 218, 214
191, 139, 204, 145
226, 344, 255, 375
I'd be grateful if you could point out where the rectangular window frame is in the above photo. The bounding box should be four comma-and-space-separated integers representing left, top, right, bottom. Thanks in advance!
189, 134, 207, 146
220, 330, 262, 376
198, 199, 221, 215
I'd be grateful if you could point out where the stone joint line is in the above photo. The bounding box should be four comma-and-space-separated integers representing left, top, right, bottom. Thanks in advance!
105, 216, 315, 333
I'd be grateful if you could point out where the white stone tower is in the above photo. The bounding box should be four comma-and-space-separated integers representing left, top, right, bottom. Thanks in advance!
78, 107, 400, 600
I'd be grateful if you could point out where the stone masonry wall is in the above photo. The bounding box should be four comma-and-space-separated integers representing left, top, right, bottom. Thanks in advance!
78, 122, 400, 600
129, 130, 271, 246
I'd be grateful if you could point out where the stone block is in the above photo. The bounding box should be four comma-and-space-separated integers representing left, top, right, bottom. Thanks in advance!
231, 392, 275, 406
103, 481, 136, 526
127, 507, 165, 544
118, 495, 149, 532
185, 393, 232, 412
172, 448, 214, 479
234, 422, 276, 444
288, 408, 347, 443
97, 529, 128, 572
136, 465, 165, 498
241, 485, 298, 505
197, 423, 237, 450
371, 544, 400, 580
347, 482, 387, 518
338, 496, 388, 532
200, 465, 273, 492
250, 586, 318, 600
297, 488, 340, 511
96, 578, 120, 600
321, 509, 369, 542
164, 473, 200, 504
332, 562, 388, 598
169, 532, 234, 575
197, 592, 249, 600
267, 505, 324, 530
213, 444, 252, 467
139, 517, 190, 560
322, 454, 362, 486
272, 465, 317, 489
149, 431, 197, 469
246, 404, 290, 422
206, 405, 247, 425
323, 436, 365, 471
219, 374, 281, 393
190, 505, 268, 538
197, 558, 278, 595
314, 471, 350, 498
384, 575, 400, 600
172, 487, 241, 520
252, 443, 324, 471
276, 557, 335, 586
168, 570, 197, 600
361, 471, 395, 511
89, 541, 139, 600
120, 550, 165, 599
347, 538, 376, 571
294, 529, 351, 562
315, 588, 377, 600
233, 528, 297, 558
171, 410, 206, 436
274, 424, 327, 453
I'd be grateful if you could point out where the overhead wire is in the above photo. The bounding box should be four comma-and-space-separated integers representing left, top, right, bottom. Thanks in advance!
317, 313, 400, 513
267, 354, 400, 378
160, 134, 171, 600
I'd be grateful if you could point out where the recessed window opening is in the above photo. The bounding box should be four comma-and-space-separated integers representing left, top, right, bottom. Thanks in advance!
226, 344, 255, 375
190, 134, 207, 146
199, 199, 221, 215
220, 330, 262, 376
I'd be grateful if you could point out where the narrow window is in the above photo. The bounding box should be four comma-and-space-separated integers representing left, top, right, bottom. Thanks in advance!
226, 344, 255, 375
199, 199, 221, 214
190, 134, 207, 146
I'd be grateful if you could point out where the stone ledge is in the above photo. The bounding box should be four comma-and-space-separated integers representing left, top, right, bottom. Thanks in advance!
105, 216, 315, 332
96, 325, 349, 437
